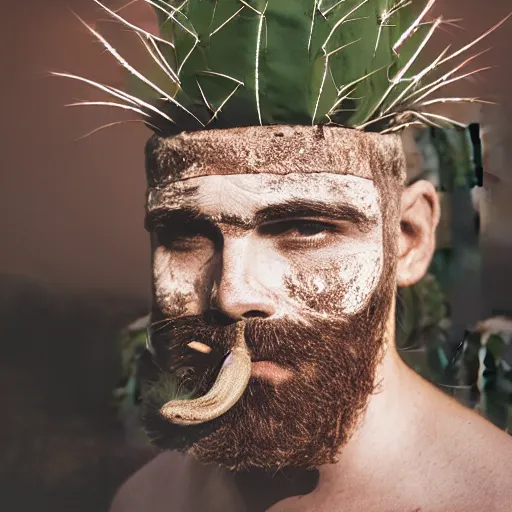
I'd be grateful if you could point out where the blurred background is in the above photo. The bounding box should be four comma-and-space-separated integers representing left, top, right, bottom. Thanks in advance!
1, 1, 511, 511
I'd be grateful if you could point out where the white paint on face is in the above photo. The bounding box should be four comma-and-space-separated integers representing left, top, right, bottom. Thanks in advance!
337, 249, 383, 314
152, 245, 201, 318
148, 172, 384, 321
313, 277, 325, 294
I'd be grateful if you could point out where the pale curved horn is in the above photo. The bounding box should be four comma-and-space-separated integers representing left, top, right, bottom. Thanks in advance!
159, 322, 251, 425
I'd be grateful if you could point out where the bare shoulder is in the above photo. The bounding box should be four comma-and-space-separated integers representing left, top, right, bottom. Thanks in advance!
439, 391, 512, 465
109, 451, 244, 512
421, 385, 512, 509
454, 406, 512, 489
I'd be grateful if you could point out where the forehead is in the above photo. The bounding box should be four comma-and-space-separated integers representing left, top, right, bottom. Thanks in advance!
146, 172, 381, 219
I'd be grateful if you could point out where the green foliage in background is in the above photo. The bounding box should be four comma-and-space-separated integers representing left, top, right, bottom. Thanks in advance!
113, 319, 148, 418
397, 276, 512, 433
433, 127, 476, 191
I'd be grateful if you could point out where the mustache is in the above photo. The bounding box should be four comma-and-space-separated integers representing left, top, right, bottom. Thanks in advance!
140, 296, 388, 459
148, 309, 373, 377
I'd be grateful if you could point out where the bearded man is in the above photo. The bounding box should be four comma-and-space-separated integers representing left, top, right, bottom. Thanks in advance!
58, 0, 512, 510
106, 121, 512, 511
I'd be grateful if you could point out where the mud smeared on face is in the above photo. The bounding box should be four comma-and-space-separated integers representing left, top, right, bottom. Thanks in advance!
284, 251, 382, 316
141, 253, 393, 471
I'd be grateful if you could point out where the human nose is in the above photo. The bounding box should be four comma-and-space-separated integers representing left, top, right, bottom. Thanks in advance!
210, 238, 276, 320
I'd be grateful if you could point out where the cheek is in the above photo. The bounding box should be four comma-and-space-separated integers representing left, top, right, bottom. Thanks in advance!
152, 247, 206, 317
334, 249, 383, 314
284, 244, 383, 317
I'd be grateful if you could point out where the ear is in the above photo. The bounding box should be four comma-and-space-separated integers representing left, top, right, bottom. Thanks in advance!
396, 180, 440, 288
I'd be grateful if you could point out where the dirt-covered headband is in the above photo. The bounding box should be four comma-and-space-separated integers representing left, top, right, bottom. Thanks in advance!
144, 125, 406, 186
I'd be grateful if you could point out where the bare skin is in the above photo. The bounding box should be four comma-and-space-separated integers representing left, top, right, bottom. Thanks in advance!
111, 175, 512, 512
111, 348, 512, 511
110, 351, 512, 512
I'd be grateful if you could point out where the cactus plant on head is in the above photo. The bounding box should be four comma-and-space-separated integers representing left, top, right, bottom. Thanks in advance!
55, 0, 507, 136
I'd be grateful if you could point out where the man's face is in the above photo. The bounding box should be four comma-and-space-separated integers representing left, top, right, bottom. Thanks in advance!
149, 172, 384, 320
142, 172, 395, 470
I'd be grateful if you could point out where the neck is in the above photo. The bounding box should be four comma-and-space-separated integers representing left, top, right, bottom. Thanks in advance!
235, 311, 431, 511
312, 309, 428, 499
229, 307, 434, 511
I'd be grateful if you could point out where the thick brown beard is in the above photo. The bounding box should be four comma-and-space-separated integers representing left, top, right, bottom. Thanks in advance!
140, 270, 392, 472
141, 156, 401, 471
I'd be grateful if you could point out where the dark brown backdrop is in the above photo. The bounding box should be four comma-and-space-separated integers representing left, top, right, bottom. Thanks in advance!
0, 1, 511, 511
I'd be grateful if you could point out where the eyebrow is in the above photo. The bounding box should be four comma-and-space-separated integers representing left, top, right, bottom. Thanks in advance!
145, 207, 252, 231
254, 199, 373, 229
145, 199, 374, 232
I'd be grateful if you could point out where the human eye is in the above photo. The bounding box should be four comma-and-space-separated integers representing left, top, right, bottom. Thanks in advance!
258, 219, 338, 249
155, 222, 215, 253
